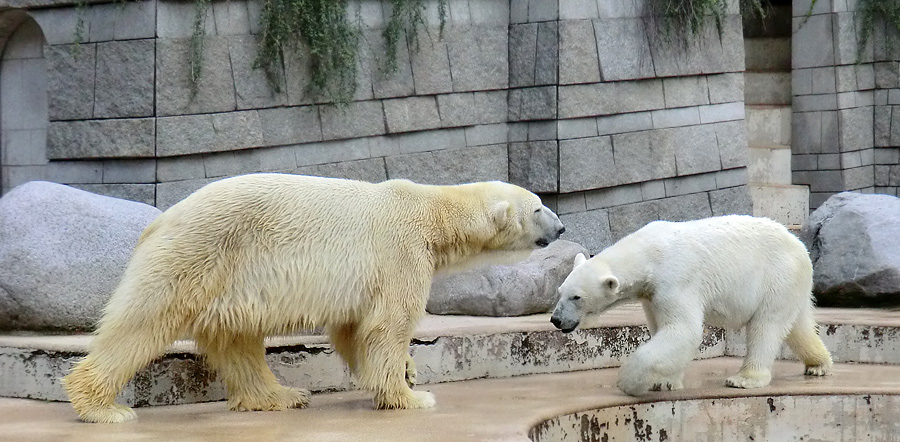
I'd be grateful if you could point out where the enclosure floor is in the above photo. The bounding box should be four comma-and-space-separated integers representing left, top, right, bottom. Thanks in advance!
2, 357, 899, 442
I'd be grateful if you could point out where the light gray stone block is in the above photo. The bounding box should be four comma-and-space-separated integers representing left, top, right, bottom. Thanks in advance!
1, 165, 47, 190
474, 91, 509, 124
509, 141, 558, 193
47, 119, 155, 160
844, 165, 875, 189
1, 129, 46, 166
596, 112, 653, 135
875, 62, 900, 89
45, 44, 95, 121
710, 185, 752, 216
509, 86, 558, 121
558, 209, 612, 255
558, 83, 615, 119
559, 136, 617, 192
557, 192, 586, 214
410, 32, 453, 95
861, 147, 875, 166
319, 101, 385, 140
671, 125, 721, 175
508, 122, 529, 142
69, 183, 156, 206
663, 76, 709, 108
437, 93, 477, 127
715, 167, 749, 188
233, 145, 298, 174
247, 0, 262, 34
558, 118, 598, 139
229, 35, 287, 109
157, 0, 216, 38
259, 106, 322, 146
367, 135, 401, 158
46, 161, 103, 184
651, 107, 701, 129
811, 66, 837, 94
649, 15, 744, 76
295, 137, 370, 167
792, 15, 835, 68
707, 73, 744, 104
509, 23, 537, 88
611, 130, 675, 185
396, 128, 467, 154
841, 151, 863, 169
712, 120, 749, 169
94, 39, 155, 118
875, 90, 888, 106
368, 30, 415, 99
30, 8, 80, 45
535, 22, 559, 86
528, 0, 558, 22
594, 18, 654, 81
874, 147, 900, 164
384, 96, 441, 134
793, 68, 813, 96
794, 94, 839, 112
510, 0, 528, 24
835, 65, 857, 93
102, 159, 156, 184
528, 121, 557, 141
156, 111, 264, 157
113, 0, 157, 40
640, 179, 665, 200
157, 156, 206, 182
88, 3, 117, 42
597, 0, 644, 18
385, 144, 508, 185
203, 152, 241, 178
560, 0, 599, 19
584, 184, 642, 210
822, 111, 841, 153
470, 0, 509, 26
833, 12, 870, 65
292, 158, 388, 184
792, 111, 823, 154
658, 192, 713, 221
156, 37, 237, 116
559, 20, 601, 85
283, 44, 320, 106
617, 79, 665, 113
819, 153, 840, 169
466, 124, 508, 147
839, 107, 874, 152
664, 172, 717, 197
698, 102, 745, 124
212, 0, 250, 35
447, 26, 508, 92
857, 63, 876, 90
608, 200, 659, 240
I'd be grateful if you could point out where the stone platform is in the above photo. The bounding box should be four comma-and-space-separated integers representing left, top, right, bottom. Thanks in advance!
1, 305, 899, 441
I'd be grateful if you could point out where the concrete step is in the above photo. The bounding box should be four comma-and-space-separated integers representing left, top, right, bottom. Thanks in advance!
749, 143, 792, 185
745, 71, 792, 105
745, 37, 791, 72
750, 183, 810, 226
746, 104, 791, 146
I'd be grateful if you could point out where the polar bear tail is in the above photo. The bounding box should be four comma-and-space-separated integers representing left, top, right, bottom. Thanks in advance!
785, 311, 833, 376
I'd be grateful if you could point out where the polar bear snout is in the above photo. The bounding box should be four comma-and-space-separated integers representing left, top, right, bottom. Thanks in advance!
534, 207, 565, 247
550, 314, 578, 333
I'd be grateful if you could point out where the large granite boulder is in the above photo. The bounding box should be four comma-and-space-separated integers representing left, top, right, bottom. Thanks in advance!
0, 181, 161, 331
800, 192, 900, 307
427, 240, 587, 316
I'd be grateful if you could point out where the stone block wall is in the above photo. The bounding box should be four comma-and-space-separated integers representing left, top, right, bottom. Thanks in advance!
2, 0, 753, 254
790, 0, 900, 208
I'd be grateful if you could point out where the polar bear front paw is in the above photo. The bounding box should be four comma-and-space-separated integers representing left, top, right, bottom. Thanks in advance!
375, 390, 436, 409
229, 386, 311, 411
725, 370, 771, 389
804, 363, 831, 376
77, 403, 138, 423
617, 370, 683, 396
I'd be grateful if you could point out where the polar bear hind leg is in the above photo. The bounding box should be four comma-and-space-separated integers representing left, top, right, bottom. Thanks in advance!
726, 316, 794, 389
197, 331, 310, 411
785, 310, 833, 376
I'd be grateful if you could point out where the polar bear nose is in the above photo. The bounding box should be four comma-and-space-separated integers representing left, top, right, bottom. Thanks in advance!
551, 316, 562, 328
557, 226, 566, 236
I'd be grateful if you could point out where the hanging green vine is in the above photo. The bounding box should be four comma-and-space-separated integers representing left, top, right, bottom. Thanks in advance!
646, 0, 767, 43
857, 0, 900, 60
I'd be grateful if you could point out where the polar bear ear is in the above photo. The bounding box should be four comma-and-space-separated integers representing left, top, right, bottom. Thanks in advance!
491, 201, 511, 226
602, 276, 619, 292
573, 253, 587, 267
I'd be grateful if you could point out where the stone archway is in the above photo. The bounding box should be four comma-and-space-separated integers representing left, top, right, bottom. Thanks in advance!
0, 13, 48, 195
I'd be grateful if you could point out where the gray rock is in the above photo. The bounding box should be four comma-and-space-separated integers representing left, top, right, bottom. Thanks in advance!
800, 192, 900, 307
0, 181, 161, 330
426, 240, 588, 316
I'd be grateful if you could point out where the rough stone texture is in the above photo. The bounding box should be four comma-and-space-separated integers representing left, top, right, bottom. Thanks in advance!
559, 136, 617, 192
508, 86, 558, 121
0, 181, 161, 330
319, 101, 385, 140
385, 144, 508, 185
93, 39, 155, 118
258, 106, 323, 146
800, 192, 900, 307
410, 31, 453, 95
156, 37, 237, 116
292, 158, 388, 184
47, 119, 155, 159
229, 35, 287, 109
447, 26, 508, 92
45, 44, 95, 121
426, 240, 587, 316
509, 23, 538, 88
559, 20, 601, 85
156, 111, 264, 156
611, 129, 677, 185
509, 141, 558, 193
594, 17, 654, 81
383, 96, 441, 133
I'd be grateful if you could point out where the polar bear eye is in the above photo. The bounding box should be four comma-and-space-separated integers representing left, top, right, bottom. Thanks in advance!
534, 208, 541, 214
571, 295, 581, 301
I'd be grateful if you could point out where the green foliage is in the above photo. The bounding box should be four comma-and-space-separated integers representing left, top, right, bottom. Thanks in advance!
647, 0, 767, 43
857, 0, 900, 60
190, 0, 212, 96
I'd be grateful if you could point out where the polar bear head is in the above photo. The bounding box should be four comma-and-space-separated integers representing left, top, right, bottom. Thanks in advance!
550, 253, 620, 333
480, 182, 566, 251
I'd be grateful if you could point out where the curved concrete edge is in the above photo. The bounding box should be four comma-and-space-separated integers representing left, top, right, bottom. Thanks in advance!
2, 358, 900, 442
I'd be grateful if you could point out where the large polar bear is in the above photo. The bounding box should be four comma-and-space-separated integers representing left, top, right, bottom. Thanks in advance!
550, 215, 832, 396
64, 173, 565, 423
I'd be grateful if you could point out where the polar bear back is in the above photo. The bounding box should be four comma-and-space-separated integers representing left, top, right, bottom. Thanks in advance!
610, 215, 812, 328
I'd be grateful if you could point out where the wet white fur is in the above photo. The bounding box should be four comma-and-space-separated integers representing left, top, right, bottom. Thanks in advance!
551, 215, 832, 396
64, 173, 563, 423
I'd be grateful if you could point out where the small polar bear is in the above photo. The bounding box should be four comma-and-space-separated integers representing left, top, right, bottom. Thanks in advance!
550, 215, 832, 396
64, 173, 565, 423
